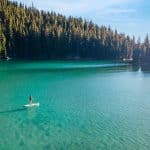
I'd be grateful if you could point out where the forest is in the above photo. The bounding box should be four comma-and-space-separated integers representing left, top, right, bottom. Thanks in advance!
0, 0, 150, 64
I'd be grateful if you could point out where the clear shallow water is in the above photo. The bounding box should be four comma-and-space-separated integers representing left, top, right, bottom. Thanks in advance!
0, 61, 150, 150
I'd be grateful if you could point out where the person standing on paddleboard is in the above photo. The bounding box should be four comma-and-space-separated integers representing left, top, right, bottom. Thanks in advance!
29, 95, 33, 104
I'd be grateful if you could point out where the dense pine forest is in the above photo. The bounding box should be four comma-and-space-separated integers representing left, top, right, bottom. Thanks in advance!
0, 0, 150, 63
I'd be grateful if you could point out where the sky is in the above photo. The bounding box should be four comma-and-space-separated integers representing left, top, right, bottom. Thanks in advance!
12, 0, 150, 41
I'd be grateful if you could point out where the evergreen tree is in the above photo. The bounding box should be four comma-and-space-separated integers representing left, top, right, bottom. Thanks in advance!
0, 0, 149, 63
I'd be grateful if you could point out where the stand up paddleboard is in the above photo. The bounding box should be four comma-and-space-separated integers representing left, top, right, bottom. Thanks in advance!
24, 102, 40, 107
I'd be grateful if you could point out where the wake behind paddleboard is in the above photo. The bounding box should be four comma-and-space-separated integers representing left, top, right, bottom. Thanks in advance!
24, 102, 39, 107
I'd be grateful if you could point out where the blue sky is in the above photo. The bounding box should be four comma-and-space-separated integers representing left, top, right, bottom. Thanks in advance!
12, 0, 150, 41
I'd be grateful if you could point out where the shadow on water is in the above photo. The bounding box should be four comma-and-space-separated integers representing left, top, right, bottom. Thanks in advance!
0, 107, 27, 114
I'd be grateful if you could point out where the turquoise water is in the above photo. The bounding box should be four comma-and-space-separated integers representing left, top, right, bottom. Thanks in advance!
0, 61, 150, 150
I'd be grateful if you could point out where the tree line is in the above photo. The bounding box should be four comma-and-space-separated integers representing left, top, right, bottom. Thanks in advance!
0, 0, 150, 63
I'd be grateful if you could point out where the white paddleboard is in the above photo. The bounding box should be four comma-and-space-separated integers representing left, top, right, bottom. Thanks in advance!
24, 102, 40, 107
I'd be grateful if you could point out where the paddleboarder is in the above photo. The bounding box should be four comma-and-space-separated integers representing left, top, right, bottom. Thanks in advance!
29, 95, 33, 104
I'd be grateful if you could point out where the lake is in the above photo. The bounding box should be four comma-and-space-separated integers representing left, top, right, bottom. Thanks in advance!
0, 61, 150, 150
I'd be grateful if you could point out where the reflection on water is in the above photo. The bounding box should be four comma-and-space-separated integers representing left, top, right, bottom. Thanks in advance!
141, 63, 150, 72
132, 63, 150, 72
132, 64, 140, 71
